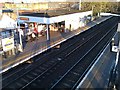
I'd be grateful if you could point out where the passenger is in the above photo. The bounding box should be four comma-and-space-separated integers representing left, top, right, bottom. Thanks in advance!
31, 32, 36, 41
33, 23, 38, 38
38, 25, 43, 37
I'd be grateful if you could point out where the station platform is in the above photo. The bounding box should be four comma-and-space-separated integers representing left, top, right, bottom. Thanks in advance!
115, 26, 120, 90
0, 16, 111, 73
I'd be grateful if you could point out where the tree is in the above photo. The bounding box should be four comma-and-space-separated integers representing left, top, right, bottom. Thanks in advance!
81, 2, 119, 16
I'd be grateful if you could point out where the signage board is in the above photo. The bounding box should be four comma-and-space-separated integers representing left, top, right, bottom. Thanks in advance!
2, 37, 14, 52
19, 17, 29, 21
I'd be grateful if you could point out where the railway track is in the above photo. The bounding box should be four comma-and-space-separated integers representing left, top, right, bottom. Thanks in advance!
1, 17, 119, 89
20, 18, 118, 89
51, 22, 118, 89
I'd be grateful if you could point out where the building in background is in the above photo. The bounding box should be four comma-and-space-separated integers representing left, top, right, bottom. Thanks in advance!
0, 14, 17, 59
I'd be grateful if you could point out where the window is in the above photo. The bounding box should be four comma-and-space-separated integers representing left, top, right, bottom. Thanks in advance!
0, 30, 13, 39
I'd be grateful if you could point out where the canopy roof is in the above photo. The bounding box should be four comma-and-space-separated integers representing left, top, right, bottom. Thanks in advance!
18, 10, 92, 24
20, 9, 83, 17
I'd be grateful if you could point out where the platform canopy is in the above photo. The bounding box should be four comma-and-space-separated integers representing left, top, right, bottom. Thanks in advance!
0, 14, 17, 29
18, 10, 92, 24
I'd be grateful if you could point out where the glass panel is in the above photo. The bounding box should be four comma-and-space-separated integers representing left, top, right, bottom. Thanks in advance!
6, 31, 11, 37
1, 32, 6, 39
1, 30, 13, 39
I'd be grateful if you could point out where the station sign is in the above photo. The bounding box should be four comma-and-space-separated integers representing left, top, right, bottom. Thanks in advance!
2, 37, 14, 52
19, 17, 29, 21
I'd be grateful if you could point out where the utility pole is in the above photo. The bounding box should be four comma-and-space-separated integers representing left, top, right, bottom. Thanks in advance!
79, 0, 82, 10
92, 5, 94, 19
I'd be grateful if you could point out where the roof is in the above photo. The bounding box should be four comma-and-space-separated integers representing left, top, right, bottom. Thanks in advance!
18, 10, 92, 24
2, 9, 13, 13
0, 28, 14, 32
21, 12, 50, 18
20, 9, 86, 17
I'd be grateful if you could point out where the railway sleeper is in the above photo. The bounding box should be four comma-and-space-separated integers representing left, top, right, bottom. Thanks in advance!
21, 78, 30, 83
25, 75, 33, 79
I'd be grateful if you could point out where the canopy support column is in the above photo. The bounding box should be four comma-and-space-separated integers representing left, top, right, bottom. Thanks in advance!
46, 24, 50, 41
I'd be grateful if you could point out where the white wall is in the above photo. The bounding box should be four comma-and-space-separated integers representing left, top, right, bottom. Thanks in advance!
50, 11, 92, 30
65, 11, 92, 31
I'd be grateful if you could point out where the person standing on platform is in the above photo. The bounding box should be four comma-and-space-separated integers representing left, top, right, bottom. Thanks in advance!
33, 22, 38, 39
31, 32, 36, 41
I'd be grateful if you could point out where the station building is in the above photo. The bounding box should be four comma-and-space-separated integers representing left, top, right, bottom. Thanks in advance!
0, 9, 92, 59
18, 10, 92, 41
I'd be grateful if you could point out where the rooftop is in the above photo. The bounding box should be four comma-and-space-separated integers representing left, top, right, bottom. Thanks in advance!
2, 9, 13, 13
20, 9, 86, 17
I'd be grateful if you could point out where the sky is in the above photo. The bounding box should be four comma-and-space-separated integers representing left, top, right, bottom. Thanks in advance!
0, 0, 119, 3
